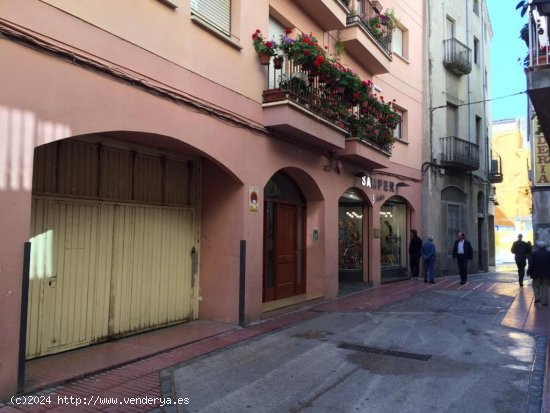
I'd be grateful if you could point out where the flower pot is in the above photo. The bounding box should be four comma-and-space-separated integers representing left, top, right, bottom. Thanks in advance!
273, 56, 284, 69
258, 52, 271, 65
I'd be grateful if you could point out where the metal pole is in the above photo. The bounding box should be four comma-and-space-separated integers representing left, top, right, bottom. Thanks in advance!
238, 240, 246, 327
18, 242, 31, 393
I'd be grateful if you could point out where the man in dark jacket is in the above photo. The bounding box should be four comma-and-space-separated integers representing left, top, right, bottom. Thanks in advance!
452, 232, 473, 285
409, 229, 423, 280
511, 234, 532, 287
527, 241, 550, 305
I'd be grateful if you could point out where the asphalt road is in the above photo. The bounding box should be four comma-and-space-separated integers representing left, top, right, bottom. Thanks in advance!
162, 272, 540, 413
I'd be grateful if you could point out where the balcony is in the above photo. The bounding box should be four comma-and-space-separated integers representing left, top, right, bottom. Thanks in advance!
489, 154, 503, 183
262, 62, 347, 150
339, 137, 390, 169
443, 38, 472, 76
294, 0, 350, 31
339, 0, 392, 75
261, 58, 397, 156
439, 136, 479, 172
525, 9, 550, 145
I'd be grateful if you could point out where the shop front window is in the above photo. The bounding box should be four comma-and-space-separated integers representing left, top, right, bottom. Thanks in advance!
338, 189, 365, 282
380, 200, 407, 269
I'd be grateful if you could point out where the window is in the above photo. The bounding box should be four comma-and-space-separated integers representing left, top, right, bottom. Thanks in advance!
473, 37, 479, 64
268, 17, 286, 89
447, 205, 461, 254
191, 0, 231, 36
473, 0, 480, 16
446, 103, 458, 137
446, 16, 455, 39
475, 115, 482, 146
380, 200, 407, 270
393, 108, 405, 141
392, 27, 403, 56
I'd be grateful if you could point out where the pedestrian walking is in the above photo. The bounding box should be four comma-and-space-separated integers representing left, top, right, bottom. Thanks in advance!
409, 229, 423, 280
527, 240, 550, 305
452, 232, 473, 285
422, 235, 436, 284
511, 234, 532, 287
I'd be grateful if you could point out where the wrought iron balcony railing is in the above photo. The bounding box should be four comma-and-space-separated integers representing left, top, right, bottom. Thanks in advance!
525, 7, 550, 69
346, 0, 392, 55
262, 57, 394, 154
443, 38, 472, 76
439, 136, 479, 171
489, 153, 503, 183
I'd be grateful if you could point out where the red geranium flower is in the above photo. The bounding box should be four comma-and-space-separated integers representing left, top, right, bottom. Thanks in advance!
314, 55, 325, 67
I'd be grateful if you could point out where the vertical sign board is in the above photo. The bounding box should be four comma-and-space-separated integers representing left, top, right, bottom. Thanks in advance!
534, 134, 550, 186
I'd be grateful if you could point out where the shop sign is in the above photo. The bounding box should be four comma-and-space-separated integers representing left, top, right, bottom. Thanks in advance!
360, 175, 395, 193
534, 135, 550, 186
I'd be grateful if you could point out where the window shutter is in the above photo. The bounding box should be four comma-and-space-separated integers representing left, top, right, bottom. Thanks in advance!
268, 18, 286, 89
392, 27, 403, 56
191, 0, 231, 35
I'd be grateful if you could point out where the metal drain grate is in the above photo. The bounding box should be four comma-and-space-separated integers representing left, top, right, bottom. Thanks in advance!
338, 342, 432, 361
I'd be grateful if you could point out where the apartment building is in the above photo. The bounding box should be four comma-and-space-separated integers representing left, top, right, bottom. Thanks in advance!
422, 0, 493, 275
0, 0, 423, 396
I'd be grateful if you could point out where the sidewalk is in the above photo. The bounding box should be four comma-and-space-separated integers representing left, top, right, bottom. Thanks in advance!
0, 270, 548, 412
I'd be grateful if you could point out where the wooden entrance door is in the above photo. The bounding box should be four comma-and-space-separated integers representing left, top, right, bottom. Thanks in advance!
273, 203, 298, 299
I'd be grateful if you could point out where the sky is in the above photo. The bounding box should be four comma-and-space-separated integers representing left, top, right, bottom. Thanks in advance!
486, 0, 529, 121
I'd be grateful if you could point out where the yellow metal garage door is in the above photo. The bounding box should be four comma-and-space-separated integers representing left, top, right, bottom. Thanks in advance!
27, 138, 199, 359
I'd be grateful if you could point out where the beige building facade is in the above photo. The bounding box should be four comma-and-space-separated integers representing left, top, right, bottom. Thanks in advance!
491, 119, 533, 262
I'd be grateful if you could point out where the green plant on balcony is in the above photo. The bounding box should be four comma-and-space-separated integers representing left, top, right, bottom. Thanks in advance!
369, 9, 398, 40
281, 33, 327, 71
252, 29, 278, 64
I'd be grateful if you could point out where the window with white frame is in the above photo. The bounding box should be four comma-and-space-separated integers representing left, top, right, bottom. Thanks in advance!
474, 37, 479, 64
268, 17, 286, 89
473, 0, 480, 16
392, 27, 403, 56
191, 0, 231, 36
392, 108, 405, 141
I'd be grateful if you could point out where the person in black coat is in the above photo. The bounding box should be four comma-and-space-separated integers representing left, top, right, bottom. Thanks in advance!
409, 229, 423, 279
527, 241, 550, 305
511, 234, 532, 287
452, 232, 473, 285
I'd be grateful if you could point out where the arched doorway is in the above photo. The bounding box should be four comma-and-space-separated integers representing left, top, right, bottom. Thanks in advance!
27, 135, 200, 358
263, 171, 306, 302
338, 189, 367, 282
380, 197, 409, 283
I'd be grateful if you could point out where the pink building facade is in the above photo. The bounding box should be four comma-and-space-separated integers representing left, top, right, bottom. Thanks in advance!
0, 0, 423, 397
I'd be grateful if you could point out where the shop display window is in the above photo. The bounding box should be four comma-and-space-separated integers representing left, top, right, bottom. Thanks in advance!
380, 201, 407, 268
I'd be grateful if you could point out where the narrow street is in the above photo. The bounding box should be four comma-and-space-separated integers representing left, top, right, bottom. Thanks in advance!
1, 268, 547, 413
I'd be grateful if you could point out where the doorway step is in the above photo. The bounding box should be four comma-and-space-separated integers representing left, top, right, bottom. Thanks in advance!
261, 294, 325, 320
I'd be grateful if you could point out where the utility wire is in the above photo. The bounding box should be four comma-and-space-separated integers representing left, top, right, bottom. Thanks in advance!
430, 90, 527, 112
